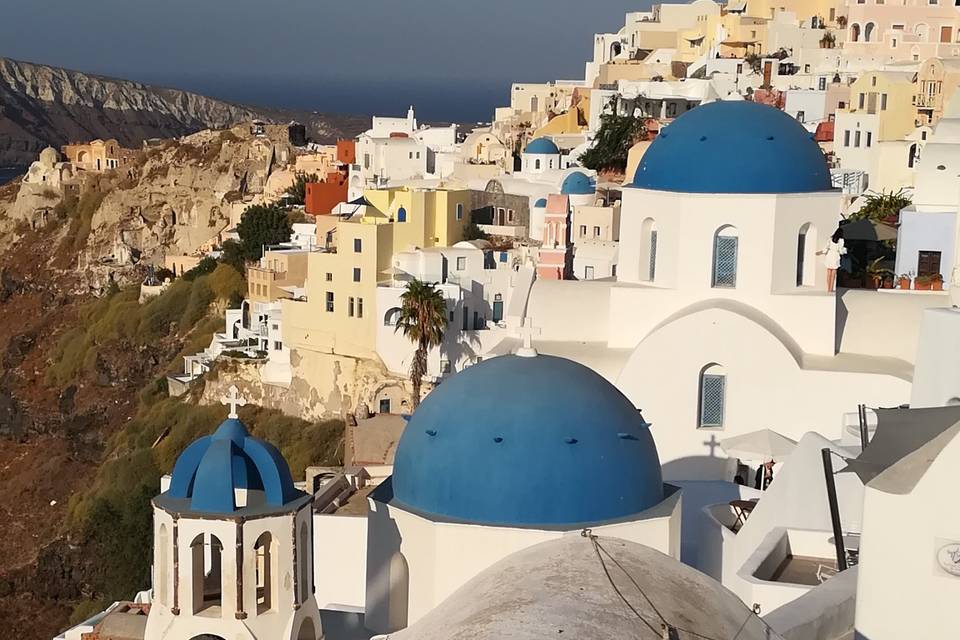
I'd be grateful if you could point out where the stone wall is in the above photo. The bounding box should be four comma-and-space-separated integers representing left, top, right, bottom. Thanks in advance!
200, 349, 413, 421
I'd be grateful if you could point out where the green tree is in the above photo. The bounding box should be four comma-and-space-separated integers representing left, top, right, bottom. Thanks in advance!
236, 204, 293, 261
463, 223, 489, 241
284, 172, 320, 206
580, 99, 646, 174
395, 280, 447, 408
850, 188, 912, 222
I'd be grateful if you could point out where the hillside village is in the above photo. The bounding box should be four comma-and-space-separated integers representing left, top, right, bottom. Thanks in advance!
3, 0, 960, 638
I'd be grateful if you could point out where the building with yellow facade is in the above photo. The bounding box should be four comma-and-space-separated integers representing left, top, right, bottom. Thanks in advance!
282, 186, 472, 361
916, 57, 960, 126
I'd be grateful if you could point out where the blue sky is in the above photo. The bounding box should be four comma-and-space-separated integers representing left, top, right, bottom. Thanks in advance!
0, 0, 651, 120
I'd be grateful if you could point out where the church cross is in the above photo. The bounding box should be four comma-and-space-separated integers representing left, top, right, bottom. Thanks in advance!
221, 385, 247, 419
703, 434, 720, 457
516, 317, 541, 358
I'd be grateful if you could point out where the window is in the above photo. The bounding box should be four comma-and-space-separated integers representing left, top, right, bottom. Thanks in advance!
456, 256, 466, 271
594, 226, 601, 238
871, 75, 877, 87
881, 93, 888, 110
818, 77, 827, 90
844, 130, 851, 147
384, 307, 401, 326
649, 230, 658, 280
358, 297, 364, 318
325, 272, 333, 282
253, 532, 274, 614
462, 305, 469, 330
797, 110, 805, 123
274, 340, 282, 350
640, 218, 657, 282
191, 534, 223, 614
416, 151, 421, 159
535, 159, 541, 170
456, 203, 463, 220
397, 207, 407, 222
797, 223, 817, 286
698, 365, 726, 428
507, 209, 515, 223
858, 93, 865, 109
440, 360, 451, 374
918, 250, 942, 276
580, 224, 587, 237
499, 251, 508, 263
363, 153, 371, 169
379, 398, 391, 414
585, 265, 595, 279
325, 291, 334, 312
712, 227, 739, 288
353, 267, 361, 282
855, 131, 862, 147
866, 131, 873, 147
492, 294, 504, 323
354, 238, 362, 252
408, 152, 413, 159
909, 143, 918, 168
348, 297, 354, 317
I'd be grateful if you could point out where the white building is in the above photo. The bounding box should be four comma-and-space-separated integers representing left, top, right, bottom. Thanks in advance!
522, 101, 920, 481
144, 392, 323, 640
375, 242, 533, 381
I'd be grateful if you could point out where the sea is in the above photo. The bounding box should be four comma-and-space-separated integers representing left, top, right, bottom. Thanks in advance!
0, 167, 26, 186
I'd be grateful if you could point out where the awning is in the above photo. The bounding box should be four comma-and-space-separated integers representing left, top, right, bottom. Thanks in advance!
841, 406, 960, 485
840, 218, 898, 242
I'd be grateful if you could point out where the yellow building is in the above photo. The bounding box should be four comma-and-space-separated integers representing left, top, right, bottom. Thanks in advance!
282, 187, 471, 360
62, 138, 137, 173
847, 71, 917, 141
247, 250, 310, 303
916, 57, 960, 126
533, 94, 591, 138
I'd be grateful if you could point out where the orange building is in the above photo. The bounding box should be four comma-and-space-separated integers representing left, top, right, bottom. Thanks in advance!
305, 170, 348, 216
337, 139, 356, 165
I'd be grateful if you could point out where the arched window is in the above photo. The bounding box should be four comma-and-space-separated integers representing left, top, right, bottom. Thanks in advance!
388, 551, 410, 631
908, 143, 918, 168
254, 532, 273, 614
712, 226, 739, 288
191, 534, 223, 614
797, 223, 818, 287
299, 522, 310, 604
531, 96, 539, 112
850, 23, 861, 42
611, 42, 622, 59
915, 23, 929, 42
639, 218, 658, 281
698, 364, 726, 429
864, 22, 875, 42
157, 524, 169, 606
384, 307, 402, 326
396, 207, 407, 223
535, 158, 541, 170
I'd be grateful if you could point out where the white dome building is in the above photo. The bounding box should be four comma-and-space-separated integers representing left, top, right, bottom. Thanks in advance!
520, 137, 561, 174
524, 101, 914, 480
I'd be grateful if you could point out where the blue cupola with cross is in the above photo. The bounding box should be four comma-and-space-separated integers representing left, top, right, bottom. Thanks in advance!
166, 386, 302, 514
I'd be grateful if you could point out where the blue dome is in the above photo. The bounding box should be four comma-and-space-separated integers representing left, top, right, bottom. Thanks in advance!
524, 137, 560, 155
561, 171, 596, 195
633, 101, 832, 194
534, 198, 548, 208
391, 355, 663, 527
167, 418, 301, 514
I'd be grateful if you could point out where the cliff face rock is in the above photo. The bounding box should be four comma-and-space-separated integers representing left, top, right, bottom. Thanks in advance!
0, 57, 367, 166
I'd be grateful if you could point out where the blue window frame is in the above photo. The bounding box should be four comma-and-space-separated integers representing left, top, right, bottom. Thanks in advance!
397, 207, 407, 222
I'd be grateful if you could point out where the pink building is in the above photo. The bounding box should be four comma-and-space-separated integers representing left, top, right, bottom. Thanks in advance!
846, 0, 960, 65
537, 194, 571, 280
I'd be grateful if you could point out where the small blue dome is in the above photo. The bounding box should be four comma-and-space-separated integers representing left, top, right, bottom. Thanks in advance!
633, 101, 832, 194
534, 198, 548, 208
167, 418, 301, 514
524, 137, 560, 155
561, 171, 596, 195
391, 355, 663, 527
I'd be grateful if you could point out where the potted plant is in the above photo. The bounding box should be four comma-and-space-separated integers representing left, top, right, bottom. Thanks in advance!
866, 258, 890, 289
881, 273, 895, 289
931, 273, 944, 291
897, 273, 912, 290
915, 274, 936, 290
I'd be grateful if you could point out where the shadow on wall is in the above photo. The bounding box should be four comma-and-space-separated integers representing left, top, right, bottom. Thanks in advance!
836, 292, 849, 354
671, 479, 751, 571
662, 455, 736, 484
365, 487, 409, 634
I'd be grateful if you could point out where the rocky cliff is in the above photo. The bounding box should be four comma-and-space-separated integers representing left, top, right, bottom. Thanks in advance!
0, 57, 367, 166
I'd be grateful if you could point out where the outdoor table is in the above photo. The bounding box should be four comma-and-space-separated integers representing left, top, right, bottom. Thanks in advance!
729, 499, 756, 531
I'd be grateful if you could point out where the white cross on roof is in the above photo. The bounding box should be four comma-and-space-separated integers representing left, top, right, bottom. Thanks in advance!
220, 385, 247, 419
516, 317, 540, 358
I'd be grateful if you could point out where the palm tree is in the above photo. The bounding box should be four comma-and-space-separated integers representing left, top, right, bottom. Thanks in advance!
395, 279, 447, 408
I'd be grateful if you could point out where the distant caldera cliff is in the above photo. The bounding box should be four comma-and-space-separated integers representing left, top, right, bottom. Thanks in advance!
0, 57, 368, 166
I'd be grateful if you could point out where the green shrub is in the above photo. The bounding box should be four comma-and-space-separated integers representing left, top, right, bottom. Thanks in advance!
207, 263, 245, 301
